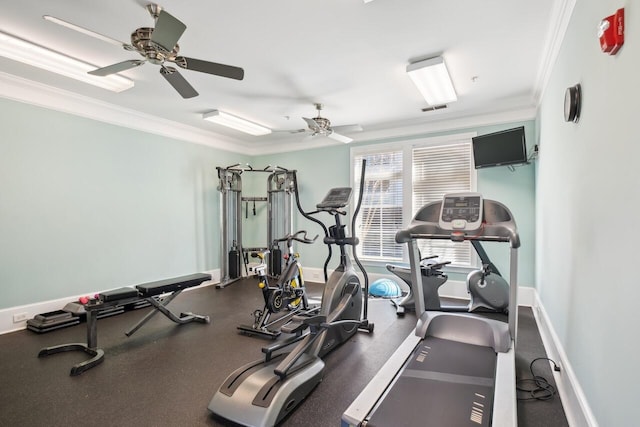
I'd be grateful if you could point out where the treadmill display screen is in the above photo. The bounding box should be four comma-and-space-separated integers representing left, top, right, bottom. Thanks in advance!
441, 196, 482, 223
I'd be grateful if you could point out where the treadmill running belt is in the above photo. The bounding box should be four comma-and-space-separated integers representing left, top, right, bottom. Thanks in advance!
366, 336, 497, 427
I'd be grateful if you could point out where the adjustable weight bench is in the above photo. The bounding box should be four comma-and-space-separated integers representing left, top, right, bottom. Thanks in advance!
38, 273, 211, 376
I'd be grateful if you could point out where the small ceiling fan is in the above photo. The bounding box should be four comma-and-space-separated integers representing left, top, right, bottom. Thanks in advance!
44, 3, 244, 98
293, 103, 363, 143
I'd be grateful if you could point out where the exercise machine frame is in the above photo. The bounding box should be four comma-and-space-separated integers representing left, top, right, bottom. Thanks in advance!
208, 161, 373, 427
217, 164, 296, 288
342, 193, 519, 427
237, 231, 318, 339
37, 273, 211, 376
388, 239, 509, 315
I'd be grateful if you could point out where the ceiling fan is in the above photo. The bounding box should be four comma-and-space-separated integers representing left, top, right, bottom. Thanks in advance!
293, 103, 363, 143
44, 3, 244, 98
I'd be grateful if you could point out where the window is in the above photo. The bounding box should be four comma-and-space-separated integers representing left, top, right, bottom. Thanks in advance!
352, 133, 477, 267
354, 151, 403, 260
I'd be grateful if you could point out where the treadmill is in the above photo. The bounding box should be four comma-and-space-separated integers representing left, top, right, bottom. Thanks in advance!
342, 192, 519, 427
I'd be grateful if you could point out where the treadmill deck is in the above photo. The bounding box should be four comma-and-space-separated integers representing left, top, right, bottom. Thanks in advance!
366, 336, 496, 427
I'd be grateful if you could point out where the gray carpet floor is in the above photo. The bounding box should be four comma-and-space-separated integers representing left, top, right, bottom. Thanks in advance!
0, 278, 568, 426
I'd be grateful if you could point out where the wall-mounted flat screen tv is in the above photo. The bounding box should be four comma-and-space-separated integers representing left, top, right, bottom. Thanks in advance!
472, 126, 527, 169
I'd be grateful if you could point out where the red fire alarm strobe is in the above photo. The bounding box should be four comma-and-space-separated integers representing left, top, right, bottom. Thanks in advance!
599, 8, 625, 55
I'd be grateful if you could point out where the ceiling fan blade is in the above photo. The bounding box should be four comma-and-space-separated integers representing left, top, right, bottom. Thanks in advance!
303, 117, 320, 132
328, 132, 354, 144
175, 57, 244, 80
160, 66, 198, 98
43, 15, 133, 50
151, 10, 186, 52
332, 124, 363, 133
88, 60, 145, 76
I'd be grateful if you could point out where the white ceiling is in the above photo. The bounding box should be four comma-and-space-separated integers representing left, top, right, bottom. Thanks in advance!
0, 0, 565, 154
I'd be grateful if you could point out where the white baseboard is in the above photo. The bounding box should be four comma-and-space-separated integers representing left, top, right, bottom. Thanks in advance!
0, 269, 220, 336
533, 292, 598, 427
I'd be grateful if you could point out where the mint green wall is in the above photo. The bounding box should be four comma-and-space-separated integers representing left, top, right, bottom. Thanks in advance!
258, 122, 537, 287
257, 145, 347, 270
0, 98, 249, 309
536, 1, 638, 425
0, 99, 537, 311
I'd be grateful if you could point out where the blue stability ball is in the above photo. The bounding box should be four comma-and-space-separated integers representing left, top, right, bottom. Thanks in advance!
369, 278, 402, 298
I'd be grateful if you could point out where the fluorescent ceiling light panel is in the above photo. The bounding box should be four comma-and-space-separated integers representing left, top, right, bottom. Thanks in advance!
406, 56, 457, 105
203, 110, 272, 136
0, 31, 134, 92
43, 15, 125, 48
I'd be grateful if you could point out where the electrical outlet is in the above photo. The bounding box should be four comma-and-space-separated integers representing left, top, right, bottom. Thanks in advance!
13, 312, 29, 323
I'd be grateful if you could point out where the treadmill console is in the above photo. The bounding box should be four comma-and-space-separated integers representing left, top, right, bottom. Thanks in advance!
316, 187, 352, 210
439, 193, 484, 231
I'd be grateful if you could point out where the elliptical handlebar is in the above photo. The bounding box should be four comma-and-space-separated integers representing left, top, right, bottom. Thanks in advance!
323, 236, 359, 246
290, 161, 371, 331
292, 171, 332, 283
305, 208, 348, 216
276, 230, 318, 245
351, 159, 370, 324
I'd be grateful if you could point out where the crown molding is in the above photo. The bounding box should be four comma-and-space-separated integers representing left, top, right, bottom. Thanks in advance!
0, 71, 258, 155
532, 0, 577, 103
253, 106, 537, 155
0, 71, 536, 158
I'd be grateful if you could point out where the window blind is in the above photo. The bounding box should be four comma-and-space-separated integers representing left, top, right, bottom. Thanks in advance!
351, 134, 476, 267
354, 151, 404, 260
412, 141, 473, 266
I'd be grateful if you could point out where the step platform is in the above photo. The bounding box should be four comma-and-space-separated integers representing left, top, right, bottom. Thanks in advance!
26, 310, 80, 333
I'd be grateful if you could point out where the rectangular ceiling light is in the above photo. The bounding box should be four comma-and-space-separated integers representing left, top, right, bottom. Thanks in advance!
406, 56, 457, 105
0, 31, 134, 92
203, 110, 272, 136
43, 15, 125, 48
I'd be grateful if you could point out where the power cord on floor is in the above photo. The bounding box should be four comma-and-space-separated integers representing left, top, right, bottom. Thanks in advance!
516, 357, 560, 401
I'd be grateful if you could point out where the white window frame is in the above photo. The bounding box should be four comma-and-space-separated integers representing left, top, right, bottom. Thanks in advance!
350, 132, 478, 268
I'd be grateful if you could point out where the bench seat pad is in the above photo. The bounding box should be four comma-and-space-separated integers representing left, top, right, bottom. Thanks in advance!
136, 273, 211, 297
99, 287, 139, 302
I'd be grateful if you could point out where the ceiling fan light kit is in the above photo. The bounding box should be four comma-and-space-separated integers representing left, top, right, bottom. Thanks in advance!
203, 110, 272, 136
407, 56, 457, 106
0, 31, 134, 92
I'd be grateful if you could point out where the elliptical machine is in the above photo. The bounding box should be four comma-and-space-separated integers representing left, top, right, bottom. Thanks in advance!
387, 240, 509, 316
208, 162, 373, 427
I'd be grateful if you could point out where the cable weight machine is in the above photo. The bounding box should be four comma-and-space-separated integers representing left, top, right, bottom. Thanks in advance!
267, 169, 295, 278
216, 164, 296, 288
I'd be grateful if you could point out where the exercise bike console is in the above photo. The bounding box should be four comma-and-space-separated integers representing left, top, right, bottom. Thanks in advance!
439, 192, 483, 231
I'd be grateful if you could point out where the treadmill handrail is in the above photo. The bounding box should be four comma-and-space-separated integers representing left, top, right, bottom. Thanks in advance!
395, 199, 520, 249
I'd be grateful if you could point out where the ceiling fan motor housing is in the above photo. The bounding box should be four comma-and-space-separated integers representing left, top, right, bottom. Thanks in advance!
131, 27, 179, 64
314, 117, 331, 133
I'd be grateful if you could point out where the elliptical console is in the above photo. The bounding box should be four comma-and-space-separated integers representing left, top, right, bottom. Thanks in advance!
316, 187, 352, 210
